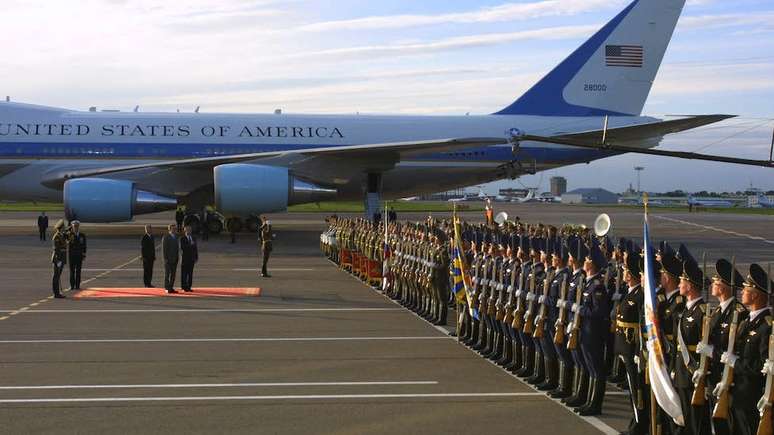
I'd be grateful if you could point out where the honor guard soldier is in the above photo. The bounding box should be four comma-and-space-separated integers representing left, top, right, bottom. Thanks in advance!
615, 250, 647, 435
563, 237, 590, 408
549, 236, 574, 398
572, 240, 610, 416
722, 264, 773, 435
538, 236, 568, 392
671, 249, 710, 435
696, 258, 747, 435
50, 219, 68, 298
67, 220, 86, 290
260, 219, 273, 277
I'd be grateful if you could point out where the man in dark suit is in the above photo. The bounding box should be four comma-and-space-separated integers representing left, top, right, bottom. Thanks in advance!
260, 218, 272, 277
180, 225, 198, 292
141, 225, 156, 288
37, 211, 48, 241
162, 224, 179, 293
67, 220, 87, 290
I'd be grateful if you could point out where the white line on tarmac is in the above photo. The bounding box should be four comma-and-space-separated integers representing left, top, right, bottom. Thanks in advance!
0, 308, 403, 313
0, 392, 534, 404
0, 336, 448, 344
654, 215, 774, 245
0, 381, 439, 390
232, 268, 316, 271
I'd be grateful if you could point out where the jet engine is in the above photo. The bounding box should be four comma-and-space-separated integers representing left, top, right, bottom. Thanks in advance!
63, 178, 177, 222
214, 164, 336, 215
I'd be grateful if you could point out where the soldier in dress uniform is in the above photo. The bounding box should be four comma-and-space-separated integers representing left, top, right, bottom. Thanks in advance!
549, 235, 574, 398
615, 250, 648, 435
50, 219, 68, 298
572, 239, 610, 416
67, 220, 86, 290
517, 235, 545, 379
563, 237, 590, 408
538, 235, 569, 392
695, 258, 747, 435
724, 264, 773, 435
671, 250, 710, 435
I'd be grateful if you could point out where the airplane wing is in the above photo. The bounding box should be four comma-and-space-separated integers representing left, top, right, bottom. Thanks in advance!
552, 115, 735, 144
518, 115, 774, 168
43, 137, 506, 188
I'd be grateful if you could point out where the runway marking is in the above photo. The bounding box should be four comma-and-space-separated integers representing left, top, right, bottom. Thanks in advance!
0, 392, 533, 404
2, 308, 403, 313
0, 381, 439, 390
71, 287, 262, 298
346, 263, 621, 435
232, 268, 316, 272
0, 336, 448, 344
654, 215, 774, 245
0, 243, 158, 322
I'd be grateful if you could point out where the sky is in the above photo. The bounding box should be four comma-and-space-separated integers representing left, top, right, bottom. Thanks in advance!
0, 0, 772, 193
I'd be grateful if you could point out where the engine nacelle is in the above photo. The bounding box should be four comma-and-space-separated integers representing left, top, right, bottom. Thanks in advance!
214, 164, 336, 215
64, 178, 177, 223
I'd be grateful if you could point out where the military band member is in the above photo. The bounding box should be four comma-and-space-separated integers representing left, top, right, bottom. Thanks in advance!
572, 241, 610, 416
723, 264, 773, 435
671, 252, 709, 434
695, 258, 747, 435
67, 220, 86, 290
50, 219, 68, 298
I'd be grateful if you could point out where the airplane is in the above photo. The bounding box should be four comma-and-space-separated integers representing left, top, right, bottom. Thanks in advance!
687, 195, 734, 208
0, 0, 771, 226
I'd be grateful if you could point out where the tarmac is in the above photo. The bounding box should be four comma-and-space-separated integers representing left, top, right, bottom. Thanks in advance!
1, 204, 772, 434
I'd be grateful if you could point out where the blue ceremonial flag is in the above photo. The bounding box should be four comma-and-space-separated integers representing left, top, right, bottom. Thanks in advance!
642, 196, 684, 426
452, 212, 478, 320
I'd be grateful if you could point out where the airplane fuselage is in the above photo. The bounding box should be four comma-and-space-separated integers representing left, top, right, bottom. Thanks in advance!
0, 103, 659, 203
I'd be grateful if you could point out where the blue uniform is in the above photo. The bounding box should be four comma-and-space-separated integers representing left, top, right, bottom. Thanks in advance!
579, 273, 611, 378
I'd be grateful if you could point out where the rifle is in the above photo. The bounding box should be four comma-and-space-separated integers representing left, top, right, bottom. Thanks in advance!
488, 258, 501, 317
533, 270, 555, 339
712, 309, 741, 420
757, 263, 773, 435
553, 273, 570, 345
692, 252, 714, 406
478, 256, 492, 314
522, 266, 538, 335
567, 271, 585, 351
511, 262, 529, 331
495, 259, 508, 321
504, 259, 520, 326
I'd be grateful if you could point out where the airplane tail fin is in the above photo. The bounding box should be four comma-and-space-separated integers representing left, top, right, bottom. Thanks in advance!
496, 0, 685, 117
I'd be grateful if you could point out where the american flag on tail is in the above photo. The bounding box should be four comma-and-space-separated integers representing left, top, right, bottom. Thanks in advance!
606, 44, 644, 67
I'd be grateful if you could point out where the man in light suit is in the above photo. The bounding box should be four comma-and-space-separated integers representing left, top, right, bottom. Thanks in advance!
180, 225, 198, 292
162, 224, 179, 293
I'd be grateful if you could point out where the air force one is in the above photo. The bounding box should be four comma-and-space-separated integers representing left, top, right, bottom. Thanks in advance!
0, 0, 770, 223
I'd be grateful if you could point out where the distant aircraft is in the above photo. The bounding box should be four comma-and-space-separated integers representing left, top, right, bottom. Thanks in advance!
688, 195, 733, 208
399, 196, 419, 201
0, 0, 769, 225
514, 189, 538, 204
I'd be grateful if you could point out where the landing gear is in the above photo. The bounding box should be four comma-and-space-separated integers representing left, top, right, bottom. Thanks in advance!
245, 216, 261, 233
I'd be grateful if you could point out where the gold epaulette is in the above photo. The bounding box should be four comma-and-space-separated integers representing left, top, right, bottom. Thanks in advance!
735, 304, 746, 313
766, 315, 773, 326
657, 294, 665, 303
700, 304, 706, 314
675, 295, 684, 304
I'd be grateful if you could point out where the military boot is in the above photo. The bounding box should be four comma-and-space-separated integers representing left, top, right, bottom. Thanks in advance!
516, 345, 534, 377
564, 370, 589, 407
549, 361, 573, 399
527, 352, 545, 385
537, 357, 558, 391
577, 377, 605, 416
505, 339, 522, 372
496, 332, 512, 366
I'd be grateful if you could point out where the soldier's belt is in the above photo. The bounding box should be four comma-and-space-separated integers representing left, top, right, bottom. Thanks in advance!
616, 320, 640, 330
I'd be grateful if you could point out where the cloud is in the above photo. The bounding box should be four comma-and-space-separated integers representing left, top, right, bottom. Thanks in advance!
679, 12, 774, 30
296, 0, 620, 32
288, 24, 598, 59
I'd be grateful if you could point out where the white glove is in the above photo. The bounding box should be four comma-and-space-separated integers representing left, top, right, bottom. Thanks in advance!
566, 321, 574, 331
712, 381, 726, 397
515, 290, 523, 298
571, 304, 579, 313
762, 360, 774, 376
691, 370, 702, 385
557, 300, 565, 309
696, 342, 714, 357
720, 352, 738, 368
758, 396, 769, 413
538, 295, 546, 304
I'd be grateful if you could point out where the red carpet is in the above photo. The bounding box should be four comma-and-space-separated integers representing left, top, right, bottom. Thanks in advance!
72, 287, 262, 298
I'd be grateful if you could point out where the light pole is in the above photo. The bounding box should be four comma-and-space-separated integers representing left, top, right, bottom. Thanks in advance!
634, 166, 645, 193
